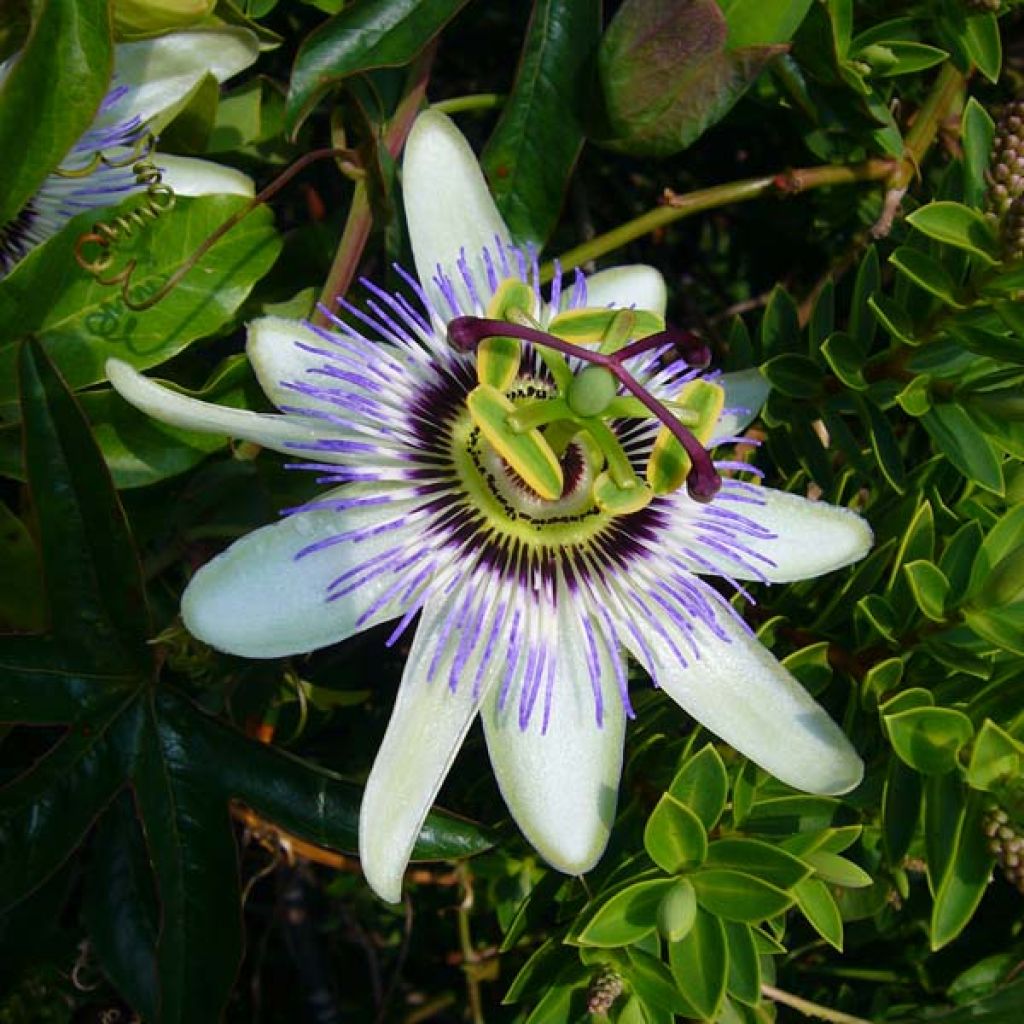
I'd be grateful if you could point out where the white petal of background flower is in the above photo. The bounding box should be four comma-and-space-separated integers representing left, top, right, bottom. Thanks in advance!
621, 607, 863, 795
156, 153, 254, 197
482, 592, 626, 874
403, 111, 511, 315
97, 28, 260, 133
106, 358, 332, 457
182, 492, 423, 658
580, 264, 668, 316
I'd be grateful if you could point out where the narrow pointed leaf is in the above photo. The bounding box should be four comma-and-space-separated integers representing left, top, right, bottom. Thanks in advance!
18, 338, 151, 673
481, 0, 600, 246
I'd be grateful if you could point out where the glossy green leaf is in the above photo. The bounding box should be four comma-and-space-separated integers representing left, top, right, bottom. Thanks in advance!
744, 795, 838, 835
0, 700, 138, 913
657, 878, 698, 941
131, 699, 244, 1024
903, 560, 951, 622
821, 332, 867, 391
667, 907, 728, 1020
285, 0, 471, 132
0, 503, 44, 632
576, 878, 674, 947
925, 772, 965, 896
802, 851, 873, 888
858, 397, 906, 492
869, 293, 917, 346
704, 838, 811, 890
889, 247, 966, 308
921, 404, 1004, 495
0, 0, 111, 227
84, 789, 160, 1022
691, 869, 794, 922
0, 196, 281, 416
668, 743, 729, 830
906, 202, 1000, 263
963, 12, 1001, 83
597, 0, 783, 157
967, 720, 1024, 792
626, 947, 691, 1014
883, 756, 922, 865
850, 245, 880, 348
644, 794, 708, 873
794, 877, 843, 950
761, 353, 821, 398
760, 284, 800, 358
18, 338, 151, 673
931, 795, 996, 950
718, 0, 813, 47
723, 921, 760, 1006
481, 0, 600, 246
962, 98, 996, 208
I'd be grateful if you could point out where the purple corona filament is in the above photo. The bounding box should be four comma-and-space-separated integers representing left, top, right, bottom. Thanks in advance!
448, 316, 723, 503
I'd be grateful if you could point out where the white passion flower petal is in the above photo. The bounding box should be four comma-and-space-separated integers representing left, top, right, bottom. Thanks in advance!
481, 593, 626, 874
105, 358, 346, 460
403, 110, 511, 317
156, 153, 254, 197
672, 485, 873, 585
579, 264, 668, 318
360, 587, 511, 903
710, 367, 770, 444
182, 491, 424, 658
622, 606, 863, 796
97, 28, 259, 133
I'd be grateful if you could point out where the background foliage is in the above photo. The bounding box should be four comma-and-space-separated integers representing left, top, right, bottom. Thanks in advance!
2, 0, 1024, 1021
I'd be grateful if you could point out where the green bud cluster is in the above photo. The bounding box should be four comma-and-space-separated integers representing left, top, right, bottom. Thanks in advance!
586, 964, 625, 1015
983, 803, 1024, 893
987, 101, 1024, 225
1002, 195, 1024, 261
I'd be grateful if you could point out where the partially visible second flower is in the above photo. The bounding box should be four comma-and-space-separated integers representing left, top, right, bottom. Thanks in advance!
0, 27, 258, 278
108, 111, 871, 904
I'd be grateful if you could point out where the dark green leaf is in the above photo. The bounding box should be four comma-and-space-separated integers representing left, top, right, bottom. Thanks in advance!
175, 691, 493, 861
921, 404, 1004, 495
18, 339, 151, 672
961, 98, 996, 208
883, 757, 922, 865
0, 503, 44, 632
131, 700, 244, 1024
0, 700, 138, 913
932, 795, 995, 949
850, 246, 879, 348
889, 247, 966, 308
761, 353, 821, 398
925, 772, 964, 896
821, 332, 867, 391
84, 789, 160, 1021
481, 0, 600, 246
286, 0, 471, 133
760, 284, 800, 358
0, 0, 111, 227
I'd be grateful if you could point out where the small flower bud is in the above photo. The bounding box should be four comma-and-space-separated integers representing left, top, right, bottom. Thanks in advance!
586, 964, 624, 1015
987, 101, 1024, 218
982, 801, 1024, 893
